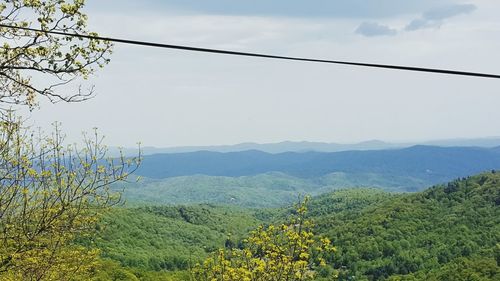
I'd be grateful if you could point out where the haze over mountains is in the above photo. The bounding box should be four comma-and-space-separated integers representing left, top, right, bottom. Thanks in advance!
135, 145, 500, 181
119, 145, 500, 207
112, 137, 500, 155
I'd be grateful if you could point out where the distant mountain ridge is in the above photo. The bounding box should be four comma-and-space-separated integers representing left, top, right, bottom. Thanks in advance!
111, 137, 500, 156
134, 145, 500, 187
111, 140, 401, 156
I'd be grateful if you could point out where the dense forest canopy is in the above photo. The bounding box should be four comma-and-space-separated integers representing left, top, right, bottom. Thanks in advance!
91, 172, 499, 280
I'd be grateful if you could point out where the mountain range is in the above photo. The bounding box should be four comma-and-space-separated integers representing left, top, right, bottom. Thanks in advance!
111, 137, 500, 156
135, 145, 500, 182
117, 145, 500, 207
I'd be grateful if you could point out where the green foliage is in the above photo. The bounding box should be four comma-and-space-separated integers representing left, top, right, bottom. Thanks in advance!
0, 0, 113, 109
192, 197, 337, 281
310, 172, 500, 280
119, 172, 426, 208
387, 256, 499, 281
90, 259, 189, 281
0, 117, 139, 280
92, 205, 264, 272
93, 172, 500, 280
118, 173, 319, 208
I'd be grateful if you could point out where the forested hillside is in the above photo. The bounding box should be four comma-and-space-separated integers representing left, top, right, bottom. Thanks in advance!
311, 172, 500, 280
96, 171, 500, 280
119, 172, 425, 207
119, 145, 500, 207
135, 146, 500, 182
92, 205, 265, 272
117, 146, 500, 208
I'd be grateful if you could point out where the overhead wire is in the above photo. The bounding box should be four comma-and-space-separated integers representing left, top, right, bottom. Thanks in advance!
1, 23, 499, 79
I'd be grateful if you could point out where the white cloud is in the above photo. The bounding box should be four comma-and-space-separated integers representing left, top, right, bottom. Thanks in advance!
405, 18, 442, 31
423, 4, 476, 20
405, 3, 477, 31
355, 22, 397, 37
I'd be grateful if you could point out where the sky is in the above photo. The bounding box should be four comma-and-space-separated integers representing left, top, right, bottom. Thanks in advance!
25, 0, 500, 147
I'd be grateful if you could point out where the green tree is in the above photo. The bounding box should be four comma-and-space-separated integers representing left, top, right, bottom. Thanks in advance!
0, 1, 137, 279
192, 197, 337, 281
0, 0, 112, 112
0, 115, 140, 280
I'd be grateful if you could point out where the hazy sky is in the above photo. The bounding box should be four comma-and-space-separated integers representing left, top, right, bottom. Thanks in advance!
26, 0, 500, 147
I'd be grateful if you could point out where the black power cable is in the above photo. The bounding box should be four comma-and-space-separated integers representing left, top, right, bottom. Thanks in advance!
1, 23, 499, 79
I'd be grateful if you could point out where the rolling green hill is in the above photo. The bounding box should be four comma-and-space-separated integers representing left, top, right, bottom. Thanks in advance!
310, 172, 500, 280
119, 172, 317, 207
97, 172, 500, 280
118, 172, 427, 208
116, 145, 500, 208
93, 205, 265, 272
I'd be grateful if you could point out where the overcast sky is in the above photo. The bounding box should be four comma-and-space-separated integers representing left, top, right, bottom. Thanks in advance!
27, 0, 500, 147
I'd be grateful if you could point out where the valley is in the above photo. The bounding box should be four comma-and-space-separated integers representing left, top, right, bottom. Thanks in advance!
97, 171, 500, 280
